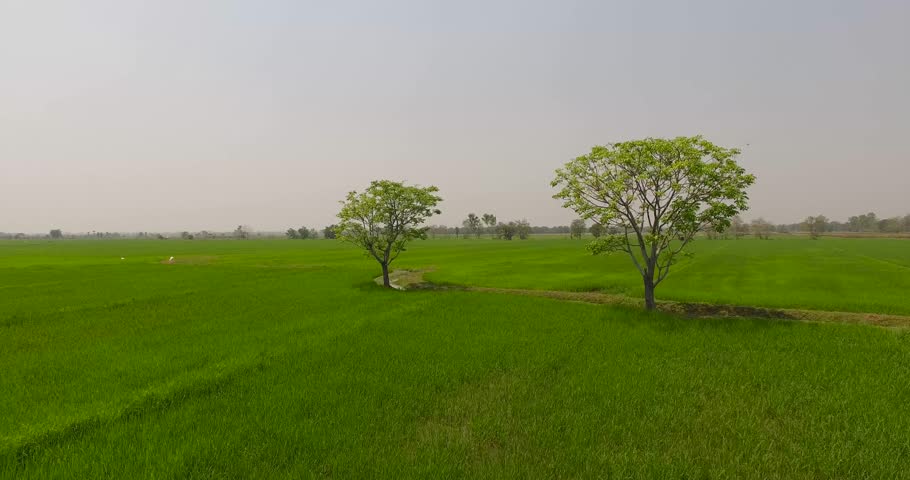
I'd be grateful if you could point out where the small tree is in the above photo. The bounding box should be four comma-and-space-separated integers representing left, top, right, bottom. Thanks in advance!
234, 225, 250, 239
730, 215, 748, 239
496, 222, 517, 240
49, 229, 63, 239
463, 213, 482, 238
286, 228, 300, 239
552, 136, 754, 310
481, 213, 497, 237
589, 223, 605, 238
516, 219, 531, 240
336, 180, 441, 287
703, 224, 723, 240
570, 219, 586, 239
804, 215, 828, 239
323, 225, 337, 239
750, 218, 773, 240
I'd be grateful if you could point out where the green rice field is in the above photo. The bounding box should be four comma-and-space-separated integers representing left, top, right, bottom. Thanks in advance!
2, 236, 909, 478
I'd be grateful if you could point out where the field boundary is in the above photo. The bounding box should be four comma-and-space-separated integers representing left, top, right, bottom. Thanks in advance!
469, 287, 910, 328
388, 270, 910, 329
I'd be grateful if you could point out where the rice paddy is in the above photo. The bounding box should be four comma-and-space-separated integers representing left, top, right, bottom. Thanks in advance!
2, 236, 908, 478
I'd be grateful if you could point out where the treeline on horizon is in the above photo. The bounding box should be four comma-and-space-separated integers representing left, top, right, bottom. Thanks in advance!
4, 211, 909, 241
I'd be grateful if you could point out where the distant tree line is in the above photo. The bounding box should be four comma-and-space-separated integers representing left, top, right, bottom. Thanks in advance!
284, 225, 338, 239
11, 213, 909, 243
427, 217, 565, 240
286, 226, 317, 239
771, 212, 910, 237
701, 212, 910, 240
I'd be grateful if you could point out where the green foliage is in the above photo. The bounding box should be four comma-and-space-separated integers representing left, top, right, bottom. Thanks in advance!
589, 223, 605, 238
336, 180, 441, 282
287, 227, 316, 239
323, 225, 338, 239
552, 136, 755, 307
496, 222, 517, 240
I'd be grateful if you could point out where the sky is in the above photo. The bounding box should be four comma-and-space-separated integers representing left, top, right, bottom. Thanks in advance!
1, 0, 908, 233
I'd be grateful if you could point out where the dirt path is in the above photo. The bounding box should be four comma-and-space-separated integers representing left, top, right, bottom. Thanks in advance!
384, 270, 910, 329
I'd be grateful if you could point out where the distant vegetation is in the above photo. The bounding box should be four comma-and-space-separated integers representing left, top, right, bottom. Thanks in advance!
285, 226, 317, 240
8, 212, 907, 242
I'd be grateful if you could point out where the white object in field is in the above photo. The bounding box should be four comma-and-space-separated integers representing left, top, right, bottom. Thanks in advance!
168, 256, 175, 264
121, 257, 125, 260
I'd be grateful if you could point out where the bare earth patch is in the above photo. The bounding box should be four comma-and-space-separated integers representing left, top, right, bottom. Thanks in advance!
374, 268, 458, 290
387, 270, 910, 329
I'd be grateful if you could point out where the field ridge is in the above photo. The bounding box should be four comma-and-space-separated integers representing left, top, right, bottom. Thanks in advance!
467, 287, 910, 328
387, 269, 910, 328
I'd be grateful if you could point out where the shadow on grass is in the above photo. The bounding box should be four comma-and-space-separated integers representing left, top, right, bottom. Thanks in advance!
598, 303, 796, 335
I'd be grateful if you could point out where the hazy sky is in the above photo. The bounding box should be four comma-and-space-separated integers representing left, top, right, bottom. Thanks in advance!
2, 0, 908, 233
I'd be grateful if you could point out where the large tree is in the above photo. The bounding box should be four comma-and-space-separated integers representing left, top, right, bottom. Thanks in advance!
336, 180, 442, 288
552, 136, 755, 310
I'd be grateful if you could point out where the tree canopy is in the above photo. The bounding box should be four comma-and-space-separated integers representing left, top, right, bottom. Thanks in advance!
804, 215, 828, 239
552, 136, 755, 309
336, 180, 442, 287
463, 213, 482, 238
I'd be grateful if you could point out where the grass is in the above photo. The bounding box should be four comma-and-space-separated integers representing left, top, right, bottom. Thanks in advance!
400, 236, 910, 315
1, 237, 909, 478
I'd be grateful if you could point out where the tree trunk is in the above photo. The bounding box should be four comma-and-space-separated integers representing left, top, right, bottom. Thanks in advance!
381, 262, 391, 288
643, 276, 656, 310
